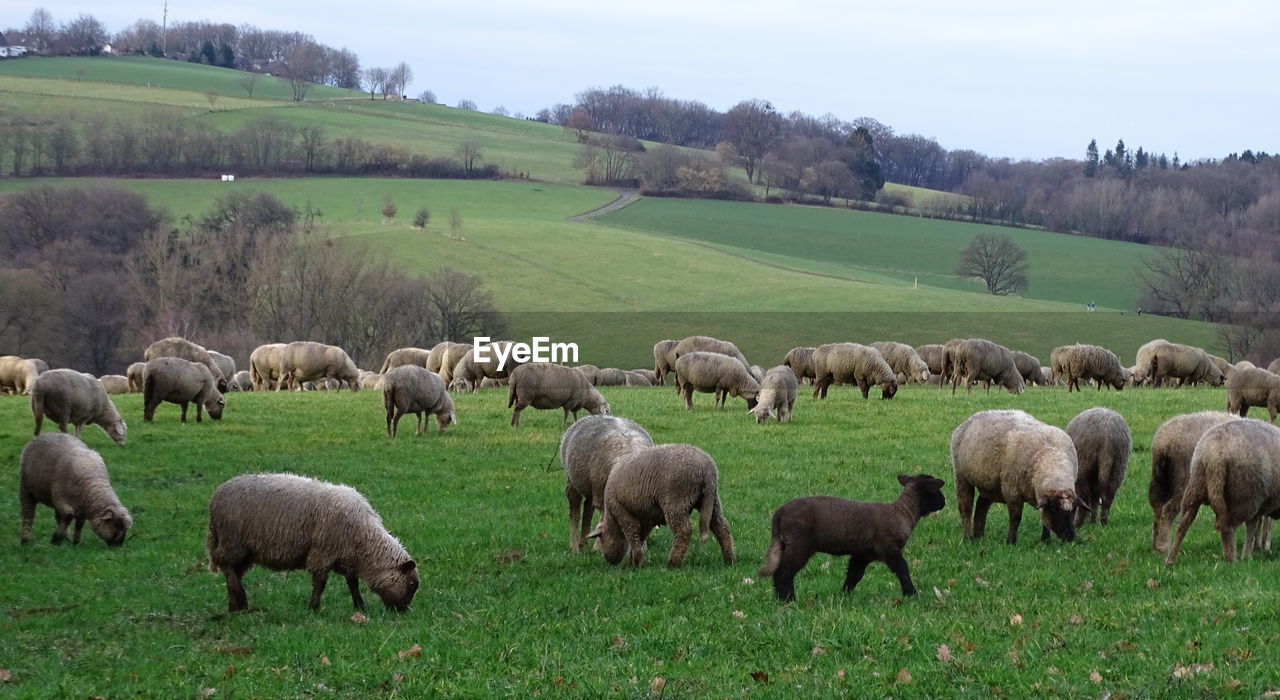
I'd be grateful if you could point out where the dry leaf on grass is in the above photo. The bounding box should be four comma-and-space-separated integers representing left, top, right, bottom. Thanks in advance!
397, 644, 423, 660
650, 676, 666, 693
1009, 613, 1023, 626
612, 636, 627, 650
0, 669, 11, 683
321, 656, 331, 666
936, 644, 952, 663
1090, 670, 1102, 684
351, 612, 369, 625
749, 671, 770, 684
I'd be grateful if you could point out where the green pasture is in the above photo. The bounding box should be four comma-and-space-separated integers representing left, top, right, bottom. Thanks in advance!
0, 381, 1273, 696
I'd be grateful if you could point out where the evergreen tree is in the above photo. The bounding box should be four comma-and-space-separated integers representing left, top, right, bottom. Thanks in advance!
842, 126, 885, 201
1084, 139, 1099, 177
218, 43, 235, 68
200, 40, 216, 65
1134, 147, 1148, 170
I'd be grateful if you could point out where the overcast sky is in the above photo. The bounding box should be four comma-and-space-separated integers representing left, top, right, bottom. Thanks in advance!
13, 1, 1280, 161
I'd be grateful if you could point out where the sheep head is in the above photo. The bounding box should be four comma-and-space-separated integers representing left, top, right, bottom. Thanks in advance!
880, 380, 898, 399
370, 559, 420, 612
898, 474, 946, 515
1036, 489, 1079, 542
92, 505, 133, 547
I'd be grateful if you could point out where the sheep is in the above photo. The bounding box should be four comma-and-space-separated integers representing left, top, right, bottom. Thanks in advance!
380, 365, 456, 436
0, 355, 46, 395
938, 337, 969, 389
1132, 339, 1170, 386
1225, 366, 1280, 422
588, 444, 735, 567
1065, 407, 1131, 527
448, 350, 485, 393
560, 415, 654, 552
783, 346, 817, 385
951, 409, 1083, 544
1236, 360, 1257, 372
593, 368, 631, 386
672, 335, 751, 374
1151, 342, 1225, 387
30, 369, 127, 445
143, 357, 225, 423
1269, 358, 1280, 375
748, 365, 798, 424
98, 375, 130, 395
1148, 411, 1241, 553
379, 347, 432, 374
437, 342, 474, 384
1209, 354, 1234, 382
249, 343, 288, 391
653, 339, 679, 386
20, 433, 132, 547
206, 473, 420, 612
869, 341, 931, 383
208, 350, 236, 385
144, 337, 228, 392
914, 344, 945, 378
506, 362, 609, 427
480, 377, 503, 388
949, 339, 1025, 395
1164, 419, 1280, 564
749, 364, 767, 382
574, 364, 600, 385
355, 370, 382, 391
673, 351, 761, 410
127, 362, 147, 393
1011, 350, 1049, 386
229, 370, 254, 392
629, 369, 658, 385
812, 343, 899, 400
757, 474, 947, 601
274, 341, 361, 392
424, 341, 456, 374
1051, 343, 1127, 392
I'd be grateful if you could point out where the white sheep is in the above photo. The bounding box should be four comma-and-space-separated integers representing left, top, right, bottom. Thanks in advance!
20, 433, 132, 547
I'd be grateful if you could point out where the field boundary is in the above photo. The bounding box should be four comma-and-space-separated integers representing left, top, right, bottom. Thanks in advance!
568, 188, 641, 222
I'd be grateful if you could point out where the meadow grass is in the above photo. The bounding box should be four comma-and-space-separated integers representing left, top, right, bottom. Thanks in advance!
0, 382, 1275, 696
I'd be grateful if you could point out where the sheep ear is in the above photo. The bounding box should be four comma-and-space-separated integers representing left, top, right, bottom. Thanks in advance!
586, 524, 604, 540
399, 560, 417, 573
897, 474, 913, 486
1074, 497, 1092, 513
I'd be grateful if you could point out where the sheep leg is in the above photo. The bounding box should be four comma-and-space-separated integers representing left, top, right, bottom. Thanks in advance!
771, 544, 814, 602
973, 495, 994, 539
416, 412, 425, 436
683, 384, 694, 410
858, 380, 871, 399
956, 482, 976, 539
1164, 503, 1201, 565
1006, 502, 1023, 545
19, 494, 36, 544
224, 565, 250, 612
884, 551, 916, 596
51, 509, 73, 545
510, 405, 523, 427
72, 516, 86, 545
345, 575, 366, 611
195, 402, 204, 423
391, 410, 403, 438
1221, 526, 1239, 563
307, 571, 330, 611
664, 505, 693, 568
1154, 501, 1178, 552
709, 504, 735, 564
33, 411, 43, 435
611, 508, 646, 567
842, 554, 871, 593
180, 402, 189, 423
1243, 518, 1261, 560
566, 485, 586, 553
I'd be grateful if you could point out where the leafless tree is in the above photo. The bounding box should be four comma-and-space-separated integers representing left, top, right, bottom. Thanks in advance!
280, 41, 327, 101
24, 7, 56, 52
417, 89, 436, 103
955, 233, 1029, 296
238, 71, 260, 98
363, 67, 388, 100
388, 61, 413, 98
299, 126, 325, 172
60, 13, 108, 55
457, 98, 477, 111
457, 142, 481, 175
721, 98, 782, 183
422, 267, 505, 342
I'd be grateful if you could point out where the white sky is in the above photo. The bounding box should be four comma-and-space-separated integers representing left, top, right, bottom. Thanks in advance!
12, 0, 1280, 161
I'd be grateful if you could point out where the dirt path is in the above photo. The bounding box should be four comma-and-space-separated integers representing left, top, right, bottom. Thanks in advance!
568, 188, 641, 222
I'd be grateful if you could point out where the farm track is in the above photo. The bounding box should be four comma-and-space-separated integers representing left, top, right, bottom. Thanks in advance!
567, 188, 641, 222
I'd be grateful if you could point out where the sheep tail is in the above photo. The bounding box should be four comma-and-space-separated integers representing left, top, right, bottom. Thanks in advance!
1204, 458, 1230, 529
697, 480, 717, 543
205, 527, 220, 574
507, 379, 517, 408
379, 358, 392, 375
758, 515, 782, 577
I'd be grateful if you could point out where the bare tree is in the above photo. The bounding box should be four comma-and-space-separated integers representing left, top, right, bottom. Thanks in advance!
299, 126, 325, 172
457, 98, 477, 111
1137, 238, 1230, 320
61, 13, 108, 55
362, 67, 388, 100
457, 142, 481, 175
280, 41, 327, 101
449, 207, 463, 234
422, 267, 504, 342
388, 61, 413, 98
721, 98, 782, 183
238, 72, 260, 98
955, 233, 1029, 296
24, 7, 56, 53
381, 193, 397, 222
417, 89, 436, 103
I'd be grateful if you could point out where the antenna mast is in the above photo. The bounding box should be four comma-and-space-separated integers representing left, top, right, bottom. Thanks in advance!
161, 0, 168, 56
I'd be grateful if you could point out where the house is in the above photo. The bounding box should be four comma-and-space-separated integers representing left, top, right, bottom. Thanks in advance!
0, 31, 29, 58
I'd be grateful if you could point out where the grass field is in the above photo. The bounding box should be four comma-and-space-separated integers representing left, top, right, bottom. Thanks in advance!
1, 382, 1275, 696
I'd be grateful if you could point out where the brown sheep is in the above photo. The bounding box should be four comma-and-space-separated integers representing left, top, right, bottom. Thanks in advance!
1065, 407, 1131, 527
20, 433, 132, 547
382, 365, 456, 436
506, 363, 609, 427
1226, 366, 1280, 422
1148, 411, 1240, 553
812, 343, 898, 400
143, 357, 225, 423
30, 369, 127, 445
144, 337, 228, 392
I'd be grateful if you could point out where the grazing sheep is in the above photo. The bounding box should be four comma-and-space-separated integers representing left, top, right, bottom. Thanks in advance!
812, 343, 898, 400
0, 355, 46, 395
275, 341, 361, 392
382, 365, 456, 437
1236, 360, 1257, 372
574, 364, 600, 386
144, 337, 228, 391
1226, 366, 1280, 422
672, 336, 751, 373
437, 342, 475, 384
423, 341, 457, 373
98, 375, 130, 395
507, 363, 609, 427
629, 369, 658, 385
229, 370, 254, 392
757, 474, 947, 601
748, 365, 798, 424
208, 350, 236, 385
1268, 358, 1280, 375
951, 409, 1082, 544
1148, 411, 1241, 553
1209, 354, 1234, 382
143, 357, 225, 423
938, 338, 969, 389
480, 377, 503, 388
206, 473, 420, 612
869, 341, 931, 383
1065, 408, 1131, 527
673, 351, 761, 410
593, 368, 631, 386
560, 415, 654, 552
1151, 342, 1225, 387
588, 444, 734, 567
653, 339, 679, 386
914, 344, 945, 378
1011, 350, 1049, 386
30, 369, 127, 445
783, 346, 817, 385
749, 365, 767, 383
1164, 419, 1280, 564
379, 347, 432, 374
20, 433, 132, 547
950, 339, 1025, 395
448, 350, 486, 393
249, 343, 288, 391
1133, 339, 1170, 386
355, 370, 382, 391
127, 362, 147, 393
1051, 343, 1127, 392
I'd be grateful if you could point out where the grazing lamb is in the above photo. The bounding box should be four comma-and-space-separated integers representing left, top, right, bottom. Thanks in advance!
593, 368, 631, 386
30, 369, 127, 445
1151, 342, 1224, 387
379, 347, 432, 374
1051, 343, 1127, 392
672, 335, 751, 373
783, 346, 817, 385
653, 339, 679, 386
424, 341, 457, 373
869, 341, 931, 383
229, 370, 254, 392
1209, 354, 1234, 382
20, 433, 132, 547
673, 351, 761, 410
574, 364, 600, 386
208, 350, 236, 386
748, 365, 798, 424
1165, 419, 1280, 564
449, 351, 486, 393
382, 365, 456, 437
1226, 366, 1280, 422
143, 357, 225, 423
757, 474, 946, 601
951, 409, 1082, 544
1065, 407, 1131, 526
812, 343, 898, 400
206, 473, 419, 612
249, 343, 288, 391
507, 362, 609, 427
629, 369, 658, 386
98, 375, 130, 395
1148, 411, 1240, 553
950, 339, 1025, 395
144, 337, 228, 391
914, 344, 945, 378
938, 338, 969, 389
560, 415, 654, 552
588, 444, 735, 567
1011, 350, 1049, 386
1132, 339, 1170, 386
127, 362, 147, 393
275, 341, 361, 391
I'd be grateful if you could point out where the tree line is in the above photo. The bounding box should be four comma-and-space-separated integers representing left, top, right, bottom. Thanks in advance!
0, 185, 504, 374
